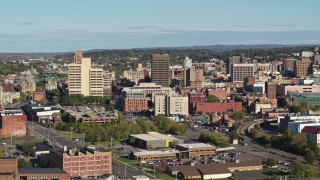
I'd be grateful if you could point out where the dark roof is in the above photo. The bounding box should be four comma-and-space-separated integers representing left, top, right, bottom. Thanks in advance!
34, 142, 53, 152
301, 126, 320, 134
18, 168, 66, 174
169, 160, 263, 173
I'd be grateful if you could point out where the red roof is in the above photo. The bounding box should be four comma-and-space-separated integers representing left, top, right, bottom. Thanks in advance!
301, 126, 320, 134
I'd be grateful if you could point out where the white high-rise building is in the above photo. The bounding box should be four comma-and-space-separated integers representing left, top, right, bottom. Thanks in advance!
68, 50, 105, 97
154, 94, 188, 117
182, 57, 192, 69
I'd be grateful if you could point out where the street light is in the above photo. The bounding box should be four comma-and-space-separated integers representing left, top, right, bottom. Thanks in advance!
110, 138, 113, 148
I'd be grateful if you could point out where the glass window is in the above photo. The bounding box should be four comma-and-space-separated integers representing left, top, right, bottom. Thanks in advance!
41, 177, 48, 180
51, 176, 59, 180
31, 177, 38, 180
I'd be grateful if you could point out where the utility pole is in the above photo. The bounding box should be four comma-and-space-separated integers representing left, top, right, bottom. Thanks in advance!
124, 164, 127, 179
154, 164, 156, 178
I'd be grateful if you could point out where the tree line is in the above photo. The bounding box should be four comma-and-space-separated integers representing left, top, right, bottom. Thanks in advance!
55, 117, 188, 143
250, 128, 320, 164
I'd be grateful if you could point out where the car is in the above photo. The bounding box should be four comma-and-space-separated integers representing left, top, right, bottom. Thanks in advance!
2, 142, 6, 145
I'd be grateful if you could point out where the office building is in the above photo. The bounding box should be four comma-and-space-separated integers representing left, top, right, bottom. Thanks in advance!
49, 146, 112, 177
103, 71, 113, 97
68, 50, 105, 97
151, 54, 170, 87
231, 64, 254, 82
283, 58, 296, 76
226, 56, 241, 74
177, 143, 216, 159
121, 89, 149, 112
124, 70, 145, 84
265, 82, 277, 99
154, 94, 189, 117
182, 57, 192, 69
122, 83, 174, 101
294, 59, 313, 78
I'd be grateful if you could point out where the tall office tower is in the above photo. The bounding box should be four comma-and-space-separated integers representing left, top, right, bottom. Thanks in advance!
226, 56, 241, 74
151, 54, 170, 87
283, 58, 296, 76
231, 64, 254, 82
68, 50, 104, 96
240, 53, 248, 64
74, 50, 83, 64
182, 57, 192, 69
294, 59, 313, 78
103, 71, 113, 97
265, 82, 277, 99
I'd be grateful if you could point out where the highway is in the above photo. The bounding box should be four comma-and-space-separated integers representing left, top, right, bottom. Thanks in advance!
27, 122, 153, 179
237, 120, 315, 165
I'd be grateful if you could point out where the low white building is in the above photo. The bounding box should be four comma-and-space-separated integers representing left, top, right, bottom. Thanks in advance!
288, 121, 320, 133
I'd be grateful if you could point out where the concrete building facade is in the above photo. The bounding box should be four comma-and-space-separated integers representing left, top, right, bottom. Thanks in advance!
154, 94, 189, 117
231, 64, 254, 82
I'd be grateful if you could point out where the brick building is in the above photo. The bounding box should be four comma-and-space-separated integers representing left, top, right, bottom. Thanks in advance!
177, 143, 216, 159
31, 91, 46, 101
124, 98, 149, 112
195, 102, 242, 114
206, 88, 228, 100
0, 159, 68, 180
0, 109, 27, 137
49, 146, 112, 178
294, 59, 313, 78
265, 82, 277, 99
188, 92, 206, 111
190, 80, 203, 92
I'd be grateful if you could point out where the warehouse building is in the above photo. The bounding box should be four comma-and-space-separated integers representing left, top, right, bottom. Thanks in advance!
130, 132, 184, 149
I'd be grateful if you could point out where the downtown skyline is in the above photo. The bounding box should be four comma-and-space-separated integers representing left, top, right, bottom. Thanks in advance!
0, 0, 320, 52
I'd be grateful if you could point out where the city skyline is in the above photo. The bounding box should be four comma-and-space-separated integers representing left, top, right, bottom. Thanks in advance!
1, 0, 320, 52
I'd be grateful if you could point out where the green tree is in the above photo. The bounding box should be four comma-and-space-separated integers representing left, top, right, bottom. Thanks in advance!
250, 129, 262, 139
229, 111, 246, 122
304, 148, 316, 164
207, 95, 220, 102
265, 158, 276, 167
22, 143, 35, 156
289, 162, 319, 178
18, 158, 32, 168
228, 130, 239, 142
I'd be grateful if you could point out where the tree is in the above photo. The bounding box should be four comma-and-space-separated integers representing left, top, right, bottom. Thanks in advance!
289, 162, 319, 178
18, 158, 32, 168
40, 98, 48, 104
207, 95, 220, 102
228, 130, 239, 142
265, 158, 276, 167
22, 143, 35, 156
229, 111, 246, 122
304, 148, 316, 164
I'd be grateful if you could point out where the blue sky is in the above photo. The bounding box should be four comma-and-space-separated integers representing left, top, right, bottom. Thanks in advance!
0, 0, 320, 52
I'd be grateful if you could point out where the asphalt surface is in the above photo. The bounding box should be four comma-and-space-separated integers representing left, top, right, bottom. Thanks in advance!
27, 122, 81, 149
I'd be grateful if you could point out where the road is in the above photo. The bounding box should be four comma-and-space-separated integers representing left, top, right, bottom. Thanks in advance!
237, 120, 319, 165
27, 122, 153, 179
27, 122, 81, 149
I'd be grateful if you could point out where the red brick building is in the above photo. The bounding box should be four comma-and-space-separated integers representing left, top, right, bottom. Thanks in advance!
124, 98, 149, 112
0, 114, 27, 137
190, 80, 203, 92
49, 147, 112, 177
195, 102, 242, 114
188, 92, 206, 110
31, 91, 46, 101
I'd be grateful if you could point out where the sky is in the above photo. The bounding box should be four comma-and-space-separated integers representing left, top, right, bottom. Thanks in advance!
0, 0, 320, 52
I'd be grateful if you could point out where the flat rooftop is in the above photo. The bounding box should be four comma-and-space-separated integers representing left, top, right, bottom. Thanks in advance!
177, 143, 215, 149
134, 150, 178, 156
131, 132, 179, 141
18, 168, 66, 174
